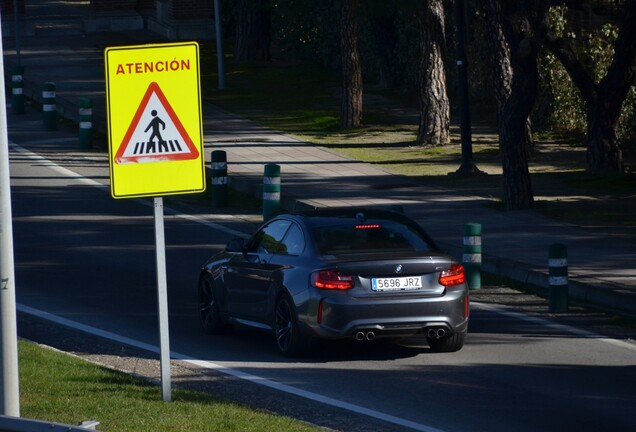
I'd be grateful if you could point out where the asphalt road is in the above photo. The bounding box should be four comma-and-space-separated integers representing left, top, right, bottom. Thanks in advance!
8, 138, 636, 432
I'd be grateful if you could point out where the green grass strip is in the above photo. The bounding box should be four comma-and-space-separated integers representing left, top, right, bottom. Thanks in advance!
19, 340, 318, 431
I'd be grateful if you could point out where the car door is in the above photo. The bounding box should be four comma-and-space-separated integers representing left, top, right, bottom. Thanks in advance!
224, 219, 292, 321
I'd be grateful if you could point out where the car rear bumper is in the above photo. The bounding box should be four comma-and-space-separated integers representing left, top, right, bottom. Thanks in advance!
302, 286, 469, 340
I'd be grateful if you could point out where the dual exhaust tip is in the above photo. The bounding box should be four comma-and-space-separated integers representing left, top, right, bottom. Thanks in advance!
354, 331, 376, 341
427, 327, 446, 339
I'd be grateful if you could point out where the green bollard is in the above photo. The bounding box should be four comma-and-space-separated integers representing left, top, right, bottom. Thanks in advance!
211, 150, 228, 207
12, 66, 25, 115
549, 243, 569, 312
42, 82, 56, 131
79, 98, 93, 149
263, 163, 281, 221
462, 223, 482, 289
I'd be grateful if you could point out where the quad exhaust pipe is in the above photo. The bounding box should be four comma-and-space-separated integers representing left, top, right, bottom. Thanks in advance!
354, 331, 376, 341
354, 327, 447, 341
426, 327, 446, 339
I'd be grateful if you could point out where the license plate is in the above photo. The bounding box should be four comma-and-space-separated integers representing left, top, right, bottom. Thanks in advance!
372, 276, 422, 291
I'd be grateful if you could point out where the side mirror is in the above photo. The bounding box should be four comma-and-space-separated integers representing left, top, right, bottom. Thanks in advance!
226, 238, 246, 253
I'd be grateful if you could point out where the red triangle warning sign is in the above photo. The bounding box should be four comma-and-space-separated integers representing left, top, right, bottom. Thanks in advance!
115, 82, 200, 164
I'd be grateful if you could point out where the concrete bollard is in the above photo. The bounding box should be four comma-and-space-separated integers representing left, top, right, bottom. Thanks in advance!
462, 223, 482, 289
12, 66, 25, 115
79, 98, 93, 149
211, 150, 228, 207
548, 243, 568, 312
263, 163, 281, 221
42, 82, 56, 131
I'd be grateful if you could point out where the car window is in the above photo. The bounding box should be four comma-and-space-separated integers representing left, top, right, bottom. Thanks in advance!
249, 219, 292, 255
312, 220, 432, 255
280, 223, 305, 256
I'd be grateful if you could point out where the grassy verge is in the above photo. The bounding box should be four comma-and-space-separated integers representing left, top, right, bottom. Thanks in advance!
19, 339, 318, 432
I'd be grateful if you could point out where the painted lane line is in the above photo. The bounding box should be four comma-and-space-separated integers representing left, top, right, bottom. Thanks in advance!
17, 304, 445, 432
472, 302, 636, 352
10, 143, 109, 189
10, 142, 249, 239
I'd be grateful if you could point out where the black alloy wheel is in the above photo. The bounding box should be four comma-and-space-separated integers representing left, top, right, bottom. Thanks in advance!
198, 274, 225, 334
274, 294, 308, 357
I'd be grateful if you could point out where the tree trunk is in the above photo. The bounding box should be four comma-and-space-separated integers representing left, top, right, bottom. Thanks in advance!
500, 104, 535, 210
486, 0, 536, 210
416, 0, 450, 146
340, 0, 363, 129
586, 102, 623, 172
483, 0, 534, 159
234, 0, 272, 62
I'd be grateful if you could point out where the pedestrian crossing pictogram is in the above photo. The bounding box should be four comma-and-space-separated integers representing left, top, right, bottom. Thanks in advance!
114, 81, 200, 164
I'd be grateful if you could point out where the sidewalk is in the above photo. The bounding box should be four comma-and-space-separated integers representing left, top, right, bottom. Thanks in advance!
2, 1, 635, 316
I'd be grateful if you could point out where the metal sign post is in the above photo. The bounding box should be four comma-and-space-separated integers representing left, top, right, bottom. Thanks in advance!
0, 13, 21, 417
153, 197, 171, 402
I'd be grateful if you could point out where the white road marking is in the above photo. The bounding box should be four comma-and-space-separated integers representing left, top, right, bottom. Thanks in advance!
10, 143, 249, 239
17, 304, 445, 432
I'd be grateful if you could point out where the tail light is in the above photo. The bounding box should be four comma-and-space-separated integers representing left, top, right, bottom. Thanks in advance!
439, 264, 466, 286
311, 270, 355, 290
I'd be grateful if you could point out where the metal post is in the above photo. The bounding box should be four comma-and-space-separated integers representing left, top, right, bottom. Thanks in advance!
211, 150, 228, 207
13, 0, 21, 65
263, 164, 281, 221
153, 197, 171, 402
462, 223, 482, 289
214, 0, 225, 90
454, 0, 480, 176
548, 243, 568, 313
0, 15, 21, 418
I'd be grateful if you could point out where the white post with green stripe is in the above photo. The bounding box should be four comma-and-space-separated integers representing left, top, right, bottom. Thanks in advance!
548, 243, 568, 312
462, 223, 481, 289
79, 97, 92, 149
42, 82, 56, 131
12, 65, 24, 115
211, 150, 228, 207
263, 163, 281, 221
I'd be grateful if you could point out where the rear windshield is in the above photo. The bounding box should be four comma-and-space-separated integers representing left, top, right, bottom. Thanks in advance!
312, 220, 433, 255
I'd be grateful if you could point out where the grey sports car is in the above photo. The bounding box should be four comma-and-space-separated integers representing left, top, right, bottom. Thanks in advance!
198, 208, 469, 356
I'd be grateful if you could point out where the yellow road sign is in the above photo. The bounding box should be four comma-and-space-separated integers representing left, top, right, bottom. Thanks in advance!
105, 42, 205, 198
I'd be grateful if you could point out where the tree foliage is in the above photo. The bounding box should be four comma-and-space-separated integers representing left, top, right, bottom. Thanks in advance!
531, 0, 636, 173
233, 0, 272, 62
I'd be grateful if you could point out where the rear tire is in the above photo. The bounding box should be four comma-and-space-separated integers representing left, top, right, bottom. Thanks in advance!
427, 332, 466, 353
198, 274, 226, 334
274, 294, 313, 357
